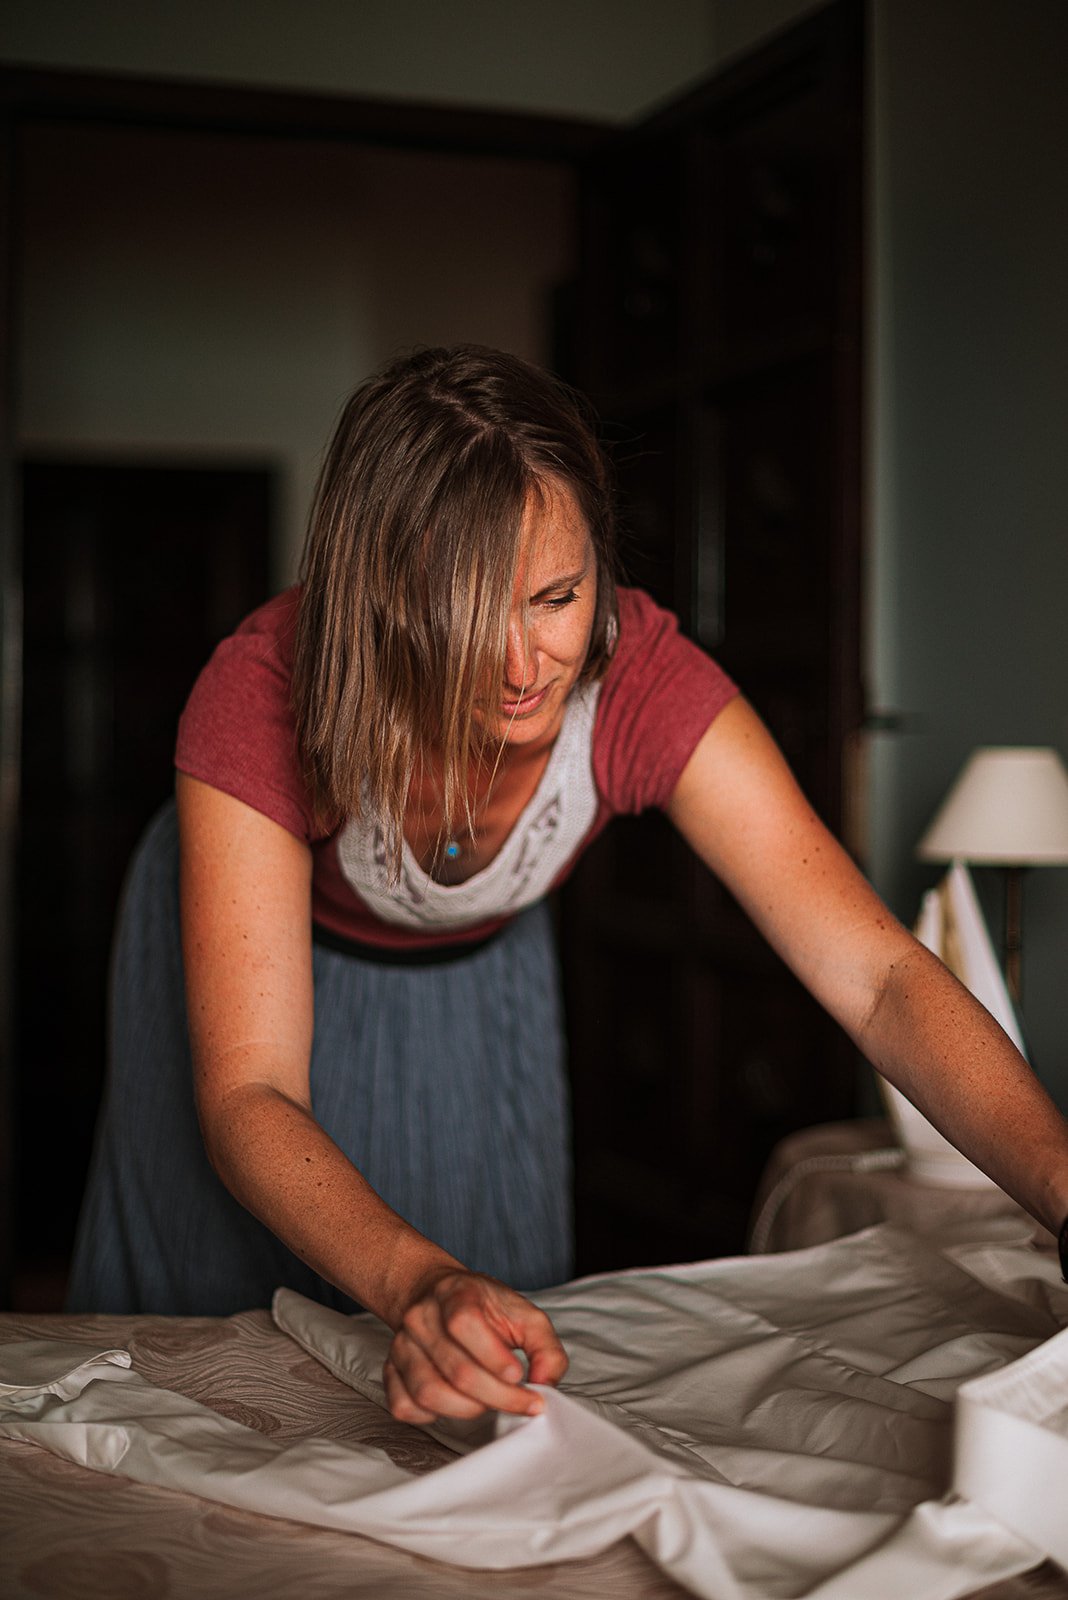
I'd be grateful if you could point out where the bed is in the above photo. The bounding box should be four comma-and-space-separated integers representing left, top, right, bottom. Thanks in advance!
4, 1217, 1068, 1600
1, 1301, 684, 1600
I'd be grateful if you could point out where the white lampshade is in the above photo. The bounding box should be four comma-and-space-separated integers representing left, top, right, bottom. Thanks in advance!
918, 747, 1068, 865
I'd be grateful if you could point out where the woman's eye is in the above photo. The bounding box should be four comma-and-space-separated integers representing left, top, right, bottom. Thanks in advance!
544, 589, 580, 610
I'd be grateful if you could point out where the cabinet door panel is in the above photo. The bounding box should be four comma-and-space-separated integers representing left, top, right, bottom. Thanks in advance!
715, 360, 834, 671
564, 1, 863, 1274
581, 135, 685, 390
714, 75, 843, 368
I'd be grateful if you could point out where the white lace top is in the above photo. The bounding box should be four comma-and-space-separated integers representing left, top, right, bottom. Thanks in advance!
334, 683, 602, 931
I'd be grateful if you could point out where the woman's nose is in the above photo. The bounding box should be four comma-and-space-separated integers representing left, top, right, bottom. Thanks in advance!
504, 617, 538, 691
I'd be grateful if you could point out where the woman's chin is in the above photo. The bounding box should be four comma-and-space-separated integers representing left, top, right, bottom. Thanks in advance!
476, 697, 563, 748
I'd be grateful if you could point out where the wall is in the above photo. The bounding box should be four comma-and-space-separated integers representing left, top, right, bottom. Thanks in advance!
708, 0, 828, 67
0, 0, 838, 122
1, 0, 718, 122
17, 125, 572, 577
867, 0, 1068, 1097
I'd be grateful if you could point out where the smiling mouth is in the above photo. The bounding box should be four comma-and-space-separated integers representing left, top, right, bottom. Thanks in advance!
499, 683, 551, 718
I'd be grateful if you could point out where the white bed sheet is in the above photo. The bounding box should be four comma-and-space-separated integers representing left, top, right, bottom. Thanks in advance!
3, 1221, 1067, 1599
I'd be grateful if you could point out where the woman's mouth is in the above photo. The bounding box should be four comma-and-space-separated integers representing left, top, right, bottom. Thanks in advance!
500, 683, 551, 719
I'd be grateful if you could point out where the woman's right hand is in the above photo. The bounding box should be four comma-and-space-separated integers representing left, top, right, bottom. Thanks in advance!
179, 773, 568, 1412
383, 1266, 568, 1424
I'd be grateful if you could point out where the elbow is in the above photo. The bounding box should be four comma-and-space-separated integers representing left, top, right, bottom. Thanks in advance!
193, 1075, 265, 1185
194, 1072, 311, 1184
849, 941, 928, 1061
192, 1077, 240, 1186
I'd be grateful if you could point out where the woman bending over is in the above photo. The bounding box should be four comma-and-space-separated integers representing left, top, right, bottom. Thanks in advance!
69, 344, 1068, 1428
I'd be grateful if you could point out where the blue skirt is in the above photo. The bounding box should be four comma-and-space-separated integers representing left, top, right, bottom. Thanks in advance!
66, 804, 572, 1315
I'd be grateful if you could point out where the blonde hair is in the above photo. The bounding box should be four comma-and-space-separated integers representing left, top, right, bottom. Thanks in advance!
292, 345, 617, 871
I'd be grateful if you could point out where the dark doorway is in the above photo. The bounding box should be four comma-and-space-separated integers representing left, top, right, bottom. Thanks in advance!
15, 461, 272, 1305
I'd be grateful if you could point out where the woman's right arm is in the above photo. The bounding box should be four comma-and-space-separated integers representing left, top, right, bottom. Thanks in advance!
176, 772, 566, 1420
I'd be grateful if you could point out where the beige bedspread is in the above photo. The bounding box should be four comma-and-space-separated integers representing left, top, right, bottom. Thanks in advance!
0, 1305, 690, 1599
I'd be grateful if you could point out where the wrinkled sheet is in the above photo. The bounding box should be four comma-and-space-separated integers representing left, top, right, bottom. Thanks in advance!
4, 1222, 1068, 1599
0, 1306, 682, 1600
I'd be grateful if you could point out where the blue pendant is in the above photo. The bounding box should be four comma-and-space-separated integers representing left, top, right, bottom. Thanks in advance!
444, 840, 461, 860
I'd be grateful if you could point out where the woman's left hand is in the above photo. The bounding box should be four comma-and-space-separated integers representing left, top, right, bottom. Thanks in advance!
667, 696, 1068, 1235
382, 1266, 568, 1424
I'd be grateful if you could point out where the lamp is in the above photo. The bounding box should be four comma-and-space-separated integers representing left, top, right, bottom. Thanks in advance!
917, 746, 1068, 1001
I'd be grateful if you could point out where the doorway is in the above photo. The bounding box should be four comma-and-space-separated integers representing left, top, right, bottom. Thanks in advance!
15, 460, 272, 1304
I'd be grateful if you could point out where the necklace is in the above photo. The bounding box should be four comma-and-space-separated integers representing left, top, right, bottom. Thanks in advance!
436, 830, 477, 883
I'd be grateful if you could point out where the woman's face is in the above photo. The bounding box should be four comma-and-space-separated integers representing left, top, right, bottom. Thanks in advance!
480, 479, 597, 749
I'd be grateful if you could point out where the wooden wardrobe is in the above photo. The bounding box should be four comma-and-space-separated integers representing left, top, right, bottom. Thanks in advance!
561, 0, 865, 1272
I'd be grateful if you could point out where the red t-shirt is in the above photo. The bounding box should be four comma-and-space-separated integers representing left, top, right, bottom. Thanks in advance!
175, 586, 737, 949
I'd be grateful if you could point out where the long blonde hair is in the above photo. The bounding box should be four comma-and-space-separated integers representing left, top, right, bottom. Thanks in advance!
292, 345, 617, 871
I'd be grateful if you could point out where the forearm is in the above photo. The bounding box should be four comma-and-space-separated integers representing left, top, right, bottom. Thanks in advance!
199, 1080, 462, 1326
857, 945, 1068, 1234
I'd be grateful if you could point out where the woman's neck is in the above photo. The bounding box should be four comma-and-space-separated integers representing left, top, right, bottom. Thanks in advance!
404, 732, 557, 884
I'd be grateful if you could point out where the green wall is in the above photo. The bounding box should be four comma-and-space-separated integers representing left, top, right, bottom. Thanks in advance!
868, 0, 1068, 1096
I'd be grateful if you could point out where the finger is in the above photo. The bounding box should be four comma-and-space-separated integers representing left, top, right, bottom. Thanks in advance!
402, 1293, 540, 1412
433, 1298, 526, 1383
480, 1297, 568, 1388
432, 1296, 561, 1413
398, 1278, 558, 1416
428, 1327, 544, 1418
382, 1357, 438, 1425
524, 1321, 569, 1387
385, 1337, 486, 1427
398, 1321, 542, 1418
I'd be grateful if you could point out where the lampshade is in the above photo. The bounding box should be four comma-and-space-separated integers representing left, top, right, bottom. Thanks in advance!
918, 747, 1068, 865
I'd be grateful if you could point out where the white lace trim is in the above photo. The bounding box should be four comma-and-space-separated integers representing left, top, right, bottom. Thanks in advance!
334, 683, 602, 931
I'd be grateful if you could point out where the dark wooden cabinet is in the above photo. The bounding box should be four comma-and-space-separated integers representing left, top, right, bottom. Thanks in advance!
561, 0, 864, 1273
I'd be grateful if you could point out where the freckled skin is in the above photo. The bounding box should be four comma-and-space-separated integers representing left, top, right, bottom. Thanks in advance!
668, 697, 1068, 1238
178, 489, 586, 1427
178, 464, 1068, 1430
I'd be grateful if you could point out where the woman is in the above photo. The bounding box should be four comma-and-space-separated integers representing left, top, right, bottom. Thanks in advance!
69, 344, 1068, 1429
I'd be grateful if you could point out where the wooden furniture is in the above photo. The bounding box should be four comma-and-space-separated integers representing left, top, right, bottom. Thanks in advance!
561, 0, 866, 1273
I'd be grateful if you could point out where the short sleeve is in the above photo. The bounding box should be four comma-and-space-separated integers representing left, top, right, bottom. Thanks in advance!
175, 588, 319, 841
593, 587, 738, 815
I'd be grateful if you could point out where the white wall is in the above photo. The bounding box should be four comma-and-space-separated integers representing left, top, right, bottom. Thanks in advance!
18, 125, 572, 577
867, 0, 1068, 1095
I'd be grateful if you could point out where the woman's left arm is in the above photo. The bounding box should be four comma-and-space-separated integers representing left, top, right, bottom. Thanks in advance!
667, 696, 1068, 1236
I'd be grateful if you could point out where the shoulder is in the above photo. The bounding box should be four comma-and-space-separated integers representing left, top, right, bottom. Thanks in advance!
187, 584, 301, 694
593, 586, 738, 815
226, 585, 301, 668
612, 586, 686, 660
175, 586, 320, 840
